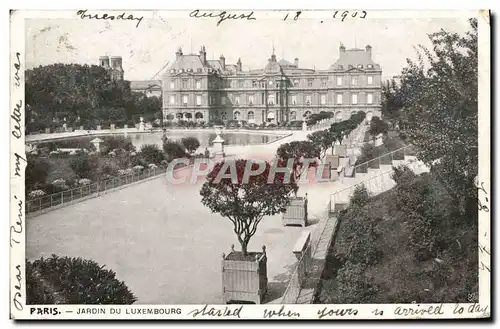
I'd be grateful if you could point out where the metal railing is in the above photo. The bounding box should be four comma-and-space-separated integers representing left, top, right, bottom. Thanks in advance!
26, 166, 168, 216
344, 144, 416, 177
330, 155, 427, 213
281, 200, 333, 304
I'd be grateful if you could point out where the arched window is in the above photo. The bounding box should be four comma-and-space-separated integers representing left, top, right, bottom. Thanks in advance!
247, 111, 255, 120
195, 112, 204, 120
185, 112, 193, 120
166, 114, 174, 121
290, 111, 297, 120
233, 111, 241, 120
176, 113, 183, 119
221, 112, 227, 120
303, 111, 312, 118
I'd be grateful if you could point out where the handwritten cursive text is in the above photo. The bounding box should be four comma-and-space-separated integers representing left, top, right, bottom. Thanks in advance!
13, 264, 23, 311
11, 100, 22, 139
10, 196, 23, 247
14, 153, 26, 178
317, 307, 359, 319
187, 304, 243, 318
13, 52, 21, 87
263, 305, 300, 318
189, 10, 256, 26
76, 10, 144, 28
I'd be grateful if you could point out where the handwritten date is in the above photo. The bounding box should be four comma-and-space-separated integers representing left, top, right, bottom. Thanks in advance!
189, 10, 256, 26
333, 10, 367, 22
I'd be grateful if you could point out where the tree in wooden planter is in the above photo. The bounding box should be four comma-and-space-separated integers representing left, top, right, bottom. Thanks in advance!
276, 141, 319, 227
200, 159, 297, 304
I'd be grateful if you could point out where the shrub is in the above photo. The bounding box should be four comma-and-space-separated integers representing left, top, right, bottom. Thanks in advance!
350, 184, 370, 208
139, 144, 164, 164
180, 137, 201, 154
26, 156, 49, 191
51, 179, 69, 192
26, 255, 137, 304
70, 155, 99, 179
163, 140, 187, 161
133, 165, 144, 171
28, 190, 46, 199
78, 178, 92, 185
104, 136, 135, 153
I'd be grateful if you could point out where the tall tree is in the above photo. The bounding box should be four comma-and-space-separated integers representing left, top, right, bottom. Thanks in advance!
399, 18, 478, 215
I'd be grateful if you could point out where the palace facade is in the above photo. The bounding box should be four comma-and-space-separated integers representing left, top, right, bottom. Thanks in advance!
161, 44, 382, 125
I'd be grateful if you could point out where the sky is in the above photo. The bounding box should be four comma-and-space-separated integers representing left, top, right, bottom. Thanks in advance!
24, 10, 474, 81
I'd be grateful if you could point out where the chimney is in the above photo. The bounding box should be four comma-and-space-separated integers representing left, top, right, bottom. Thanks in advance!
237, 58, 242, 72
110, 56, 123, 70
294, 58, 299, 68
199, 46, 207, 65
339, 43, 346, 56
365, 45, 372, 57
99, 56, 110, 68
219, 54, 225, 70
176, 47, 183, 60
109, 56, 124, 81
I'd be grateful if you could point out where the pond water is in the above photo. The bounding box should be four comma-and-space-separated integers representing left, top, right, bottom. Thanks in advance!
38, 131, 282, 150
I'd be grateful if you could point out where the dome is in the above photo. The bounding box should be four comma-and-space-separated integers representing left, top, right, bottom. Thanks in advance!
278, 59, 294, 67
264, 61, 282, 73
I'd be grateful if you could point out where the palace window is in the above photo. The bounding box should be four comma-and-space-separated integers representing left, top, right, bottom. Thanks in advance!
336, 76, 343, 86
196, 95, 202, 106
235, 95, 240, 105
234, 111, 241, 120
195, 79, 201, 89
320, 94, 327, 105
367, 76, 373, 85
351, 94, 358, 105
169, 81, 175, 89
248, 95, 254, 105
307, 79, 313, 87
222, 97, 227, 105
367, 93, 373, 104
367, 64, 373, 69
351, 76, 358, 85
268, 94, 275, 105
290, 111, 297, 120
182, 79, 189, 89
291, 95, 297, 105
169, 95, 175, 104
293, 79, 299, 86
239, 80, 245, 88
248, 111, 255, 120
305, 95, 312, 106
252, 80, 258, 88
321, 79, 328, 87
182, 95, 188, 106
336, 94, 343, 104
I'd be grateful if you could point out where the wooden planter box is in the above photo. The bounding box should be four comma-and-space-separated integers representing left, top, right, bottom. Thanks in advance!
222, 245, 268, 304
282, 195, 308, 227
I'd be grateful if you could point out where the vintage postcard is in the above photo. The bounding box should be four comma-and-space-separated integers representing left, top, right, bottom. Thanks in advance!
9, 8, 490, 320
